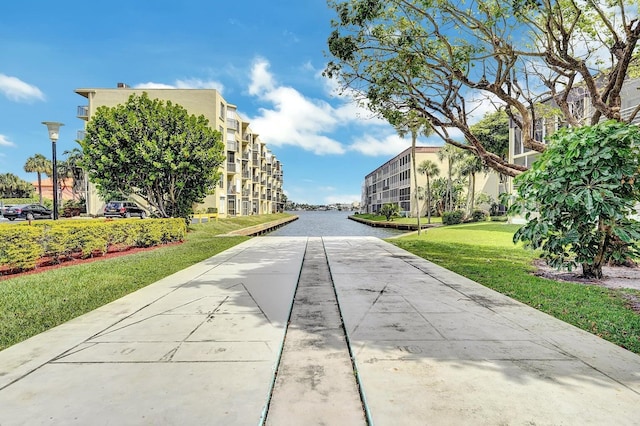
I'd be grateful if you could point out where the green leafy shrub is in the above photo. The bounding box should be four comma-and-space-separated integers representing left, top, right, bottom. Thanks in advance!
470, 209, 489, 222
0, 218, 186, 272
0, 226, 43, 270
380, 203, 400, 221
509, 121, 640, 278
442, 210, 465, 225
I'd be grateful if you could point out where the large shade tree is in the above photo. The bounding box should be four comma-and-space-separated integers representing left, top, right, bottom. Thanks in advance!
80, 93, 225, 221
325, 0, 640, 176
23, 153, 52, 204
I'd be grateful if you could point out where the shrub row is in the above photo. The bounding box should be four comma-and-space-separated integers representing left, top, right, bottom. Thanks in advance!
0, 218, 186, 272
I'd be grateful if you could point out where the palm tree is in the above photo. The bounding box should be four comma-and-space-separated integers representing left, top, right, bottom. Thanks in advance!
62, 148, 85, 201
458, 154, 484, 214
436, 144, 463, 213
393, 110, 433, 235
417, 159, 440, 224
24, 154, 52, 204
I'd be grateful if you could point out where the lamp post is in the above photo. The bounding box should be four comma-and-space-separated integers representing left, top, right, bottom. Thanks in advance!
42, 122, 64, 220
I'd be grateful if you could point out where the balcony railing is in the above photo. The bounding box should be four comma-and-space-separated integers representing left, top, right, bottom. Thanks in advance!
227, 162, 237, 173
252, 154, 259, 162
242, 171, 251, 179
227, 141, 239, 152
242, 152, 249, 160
77, 130, 86, 141
227, 118, 239, 131
227, 185, 237, 194
252, 176, 259, 183
77, 105, 89, 119
242, 189, 250, 197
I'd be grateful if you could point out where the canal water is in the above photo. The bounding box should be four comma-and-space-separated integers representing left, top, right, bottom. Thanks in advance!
268, 210, 406, 237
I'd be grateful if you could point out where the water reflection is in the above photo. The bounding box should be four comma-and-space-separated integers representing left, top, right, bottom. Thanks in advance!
268, 210, 406, 237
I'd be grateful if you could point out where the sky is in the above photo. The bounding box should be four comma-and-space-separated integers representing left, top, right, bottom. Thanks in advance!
0, 0, 445, 206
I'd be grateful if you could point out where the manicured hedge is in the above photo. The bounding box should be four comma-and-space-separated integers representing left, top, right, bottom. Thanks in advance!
0, 218, 186, 272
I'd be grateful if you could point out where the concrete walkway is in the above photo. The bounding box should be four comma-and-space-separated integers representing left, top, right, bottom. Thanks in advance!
1, 236, 640, 425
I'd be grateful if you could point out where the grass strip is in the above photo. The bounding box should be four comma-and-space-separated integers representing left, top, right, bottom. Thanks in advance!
0, 213, 290, 351
389, 222, 640, 354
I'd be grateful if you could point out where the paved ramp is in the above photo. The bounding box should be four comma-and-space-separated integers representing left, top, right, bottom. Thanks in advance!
1, 236, 639, 425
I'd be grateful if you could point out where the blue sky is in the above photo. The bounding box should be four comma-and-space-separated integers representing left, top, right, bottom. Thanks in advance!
0, 0, 443, 205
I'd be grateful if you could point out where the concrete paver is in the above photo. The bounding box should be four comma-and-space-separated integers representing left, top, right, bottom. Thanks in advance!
0, 237, 306, 425
0, 236, 639, 425
325, 237, 640, 425
265, 237, 365, 425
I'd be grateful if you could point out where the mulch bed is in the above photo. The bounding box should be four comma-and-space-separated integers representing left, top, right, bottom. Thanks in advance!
0, 242, 182, 281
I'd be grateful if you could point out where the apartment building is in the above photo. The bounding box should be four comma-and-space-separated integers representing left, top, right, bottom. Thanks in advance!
508, 77, 640, 188
75, 85, 284, 217
362, 146, 501, 216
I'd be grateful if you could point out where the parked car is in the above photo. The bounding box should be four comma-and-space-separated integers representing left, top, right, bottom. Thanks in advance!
104, 201, 146, 219
0, 205, 12, 217
3, 204, 53, 221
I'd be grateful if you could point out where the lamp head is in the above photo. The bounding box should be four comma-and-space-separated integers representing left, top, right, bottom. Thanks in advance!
42, 121, 64, 142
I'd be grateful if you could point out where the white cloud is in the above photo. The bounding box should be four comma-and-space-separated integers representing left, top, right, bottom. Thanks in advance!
348, 133, 411, 156
0, 74, 44, 102
246, 58, 346, 155
135, 79, 224, 92
0, 134, 15, 147
248, 58, 276, 96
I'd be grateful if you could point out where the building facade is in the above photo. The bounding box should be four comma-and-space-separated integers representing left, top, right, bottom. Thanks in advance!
508, 77, 640, 191
361, 146, 501, 216
75, 85, 284, 217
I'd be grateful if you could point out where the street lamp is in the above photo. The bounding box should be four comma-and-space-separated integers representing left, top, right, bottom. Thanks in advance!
42, 121, 64, 220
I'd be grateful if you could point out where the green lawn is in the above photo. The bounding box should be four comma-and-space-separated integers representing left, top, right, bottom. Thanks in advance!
0, 213, 290, 351
390, 222, 640, 354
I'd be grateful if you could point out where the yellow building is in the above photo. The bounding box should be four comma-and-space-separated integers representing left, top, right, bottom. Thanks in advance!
75, 84, 284, 217
361, 146, 502, 216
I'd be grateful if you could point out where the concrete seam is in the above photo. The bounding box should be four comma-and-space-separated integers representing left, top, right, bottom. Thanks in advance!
258, 237, 308, 426
322, 236, 374, 426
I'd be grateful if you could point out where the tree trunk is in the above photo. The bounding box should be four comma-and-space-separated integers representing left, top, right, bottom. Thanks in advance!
411, 130, 421, 235
470, 172, 476, 212
581, 262, 603, 279
447, 159, 453, 212
426, 178, 431, 224
37, 172, 43, 205
582, 219, 610, 279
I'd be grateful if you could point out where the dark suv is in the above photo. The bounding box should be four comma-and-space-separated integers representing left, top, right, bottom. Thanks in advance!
3, 204, 53, 221
104, 201, 146, 219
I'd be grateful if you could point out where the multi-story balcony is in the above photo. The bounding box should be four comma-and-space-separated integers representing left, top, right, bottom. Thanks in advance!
227, 141, 239, 152
242, 151, 249, 160
227, 162, 237, 173
227, 185, 237, 195
242, 170, 251, 179
77, 105, 89, 119
227, 118, 239, 131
